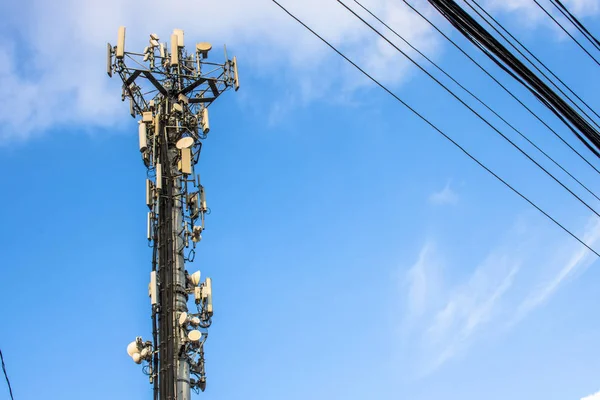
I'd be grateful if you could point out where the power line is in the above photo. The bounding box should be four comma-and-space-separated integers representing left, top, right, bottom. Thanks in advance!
1, 350, 15, 400
397, 0, 600, 177
532, 0, 600, 67
427, 0, 600, 158
548, 0, 600, 53
464, 0, 600, 133
270, 0, 600, 258
337, 0, 600, 219
352, 0, 600, 203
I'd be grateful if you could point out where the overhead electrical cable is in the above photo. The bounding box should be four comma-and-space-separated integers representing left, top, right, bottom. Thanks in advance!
397, 0, 600, 176
531, 0, 600, 67
454, 0, 600, 138
271, 0, 600, 258
456, 0, 600, 150
0, 350, 14, 400
464, 0, 600, 132
426, 0, 600, 158
337, 0, 600, 218
352, 0, 600, 203
548, 0, 600, 52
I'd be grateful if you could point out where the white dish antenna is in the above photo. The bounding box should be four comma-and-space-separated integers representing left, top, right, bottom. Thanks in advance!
178, 312, 188, 326
176, 137, 194, 149
188, 330, 202, 342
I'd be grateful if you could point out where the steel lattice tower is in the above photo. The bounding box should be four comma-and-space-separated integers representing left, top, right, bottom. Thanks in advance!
107, 27, 239, 400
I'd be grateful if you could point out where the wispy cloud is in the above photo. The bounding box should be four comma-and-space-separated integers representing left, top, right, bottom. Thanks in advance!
422, 251, 520, 372
511, 217, 600, 326
428, 181, 459, 206
406, 242, 441, 318
401, 215, 600, 375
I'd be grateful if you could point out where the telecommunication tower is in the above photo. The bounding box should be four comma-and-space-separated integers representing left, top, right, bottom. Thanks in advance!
107, 27, 239, 400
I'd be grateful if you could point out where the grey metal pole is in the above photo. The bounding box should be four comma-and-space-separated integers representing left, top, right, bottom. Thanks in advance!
172, 144, 191, 400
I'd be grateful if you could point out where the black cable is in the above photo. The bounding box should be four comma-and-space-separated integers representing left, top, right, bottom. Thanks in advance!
0, 350, 14, 400
270, 0, 600, 258
548, 0, 600, 52
532, 0, 600, 67
338, 0, 600, 218
353, 0, 600, 203
428, 0, 600, 158
465, 0, 600, 132
398, 0, 600, 176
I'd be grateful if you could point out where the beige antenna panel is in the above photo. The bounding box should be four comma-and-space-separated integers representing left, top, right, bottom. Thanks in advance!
156, 163, 162, 190
178, 148, 192, 175
139, 122, 147, 152
201, 108, 209, 134
204, 278, 213, 315
233, 56, 240, 91
147, 212, 152, 240
200, 186, 207, 212
145, 179, 153, 208
142, 111, 153, 122
149, 271, 157, 305
173, 29, 184, 47
170, 34, 179, 66
106, 43, 112, 77
154, 113, 161, 136
116, 26, 126, 59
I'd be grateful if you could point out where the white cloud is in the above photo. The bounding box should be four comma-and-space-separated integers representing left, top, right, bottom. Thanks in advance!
511, 217, 600, 325
0, 0, 442, 142
423, 252, 520, 372
406, 242, 441, 317
429, 181, 459, 206
484, 0, 599, 29
582, 390, 600, 400
2, 0, 599, 142
401, 215, 600, 374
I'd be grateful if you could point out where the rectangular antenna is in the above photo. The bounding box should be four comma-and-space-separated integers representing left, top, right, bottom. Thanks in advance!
116, 26, 126, 59
139, 122, 148, 152
106, 43, 113, 77
150, 271, 158, 305
179, 148, 192, 175
170, 34, 179, 66
147, 212, 152, 240
173, 29, 184, 47
204, 278, 213, 315
146, 179, 153, 208
200, 186, 207, 212
201, 108, 210, 134
233, 56, 240, 91
156, 163, 162, 190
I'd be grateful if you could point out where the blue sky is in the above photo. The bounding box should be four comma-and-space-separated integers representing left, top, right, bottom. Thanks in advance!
2, 0, 600, 399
